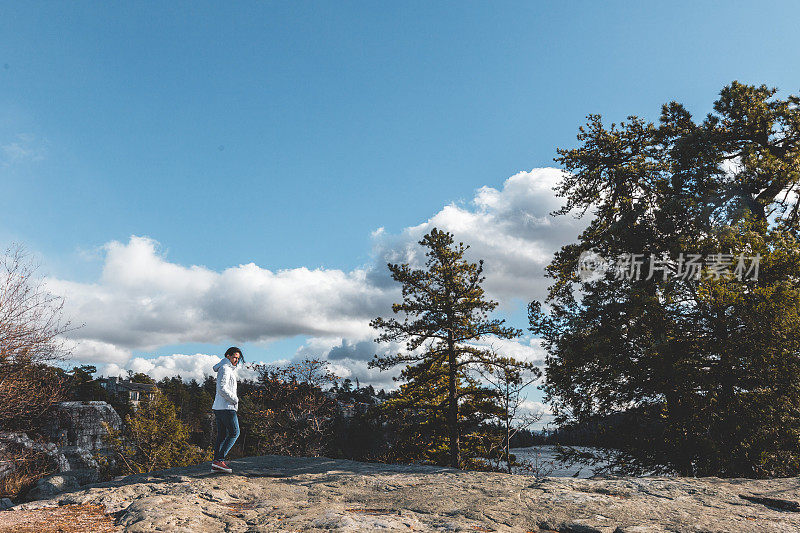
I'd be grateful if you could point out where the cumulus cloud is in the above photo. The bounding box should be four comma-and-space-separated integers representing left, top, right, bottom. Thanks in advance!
101, 352, 260, 383
288, 336, 405, 390
284, 334, 546, 393
466, 335, 547, 367
323, 358, 402, 391
519, 400, 555, 429
327, 339, 379, 361
47, 167, 585, 385
370, 168, 588, 306
47, 236, 395, 352
69, 339, 131, 365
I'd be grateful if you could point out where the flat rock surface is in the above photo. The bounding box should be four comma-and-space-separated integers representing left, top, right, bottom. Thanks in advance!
7, 455, 800, 532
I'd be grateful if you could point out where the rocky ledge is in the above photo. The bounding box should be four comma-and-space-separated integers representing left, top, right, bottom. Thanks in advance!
7, 455, 800, 532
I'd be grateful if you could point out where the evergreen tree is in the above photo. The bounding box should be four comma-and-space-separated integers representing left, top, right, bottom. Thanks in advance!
530, 82, 800, 477
369, 228, 521, 468
129, 372, 156, 384
68, 365, 108, 402
377, 358, 452, 465
103, 393, 210, 475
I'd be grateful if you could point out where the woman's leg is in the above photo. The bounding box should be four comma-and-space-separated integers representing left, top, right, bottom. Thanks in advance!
218, 410, 240, 460
213, 409, 228, 461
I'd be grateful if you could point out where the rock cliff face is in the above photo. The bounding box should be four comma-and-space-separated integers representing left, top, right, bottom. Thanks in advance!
45, 401, 122, 459
1, 401, 122, 501
9, 454, 800, 532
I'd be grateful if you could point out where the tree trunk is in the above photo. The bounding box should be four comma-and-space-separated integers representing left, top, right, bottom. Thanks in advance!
505, 410, 512, 474
715, 308, 736, 470
665, 389, 693, 476
447, 336, 460, 469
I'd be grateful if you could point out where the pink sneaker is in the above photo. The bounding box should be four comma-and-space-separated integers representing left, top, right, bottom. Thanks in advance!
211, 460, 232, 473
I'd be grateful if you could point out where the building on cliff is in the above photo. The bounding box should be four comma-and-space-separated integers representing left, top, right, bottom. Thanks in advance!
100, 377, 159, 407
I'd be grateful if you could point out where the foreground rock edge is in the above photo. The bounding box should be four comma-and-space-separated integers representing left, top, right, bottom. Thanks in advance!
6, 454, 800, 532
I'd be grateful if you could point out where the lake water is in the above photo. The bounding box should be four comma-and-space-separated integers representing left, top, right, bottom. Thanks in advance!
508, 445, 608, 478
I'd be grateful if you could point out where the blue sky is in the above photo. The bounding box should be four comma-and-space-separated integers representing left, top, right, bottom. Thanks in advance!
2, 2, 799, 416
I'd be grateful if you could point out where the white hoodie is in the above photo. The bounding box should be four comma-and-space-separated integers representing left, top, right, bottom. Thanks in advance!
212, 357, 239, 411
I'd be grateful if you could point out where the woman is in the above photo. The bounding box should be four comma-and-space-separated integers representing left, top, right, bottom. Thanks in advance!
211, 346, 242, 473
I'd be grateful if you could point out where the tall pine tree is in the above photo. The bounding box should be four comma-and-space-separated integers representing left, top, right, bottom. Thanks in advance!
369, 228, 521, 468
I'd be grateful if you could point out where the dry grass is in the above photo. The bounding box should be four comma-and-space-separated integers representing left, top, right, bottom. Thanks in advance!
0, 450, 57, 500
0, 504, 119, 532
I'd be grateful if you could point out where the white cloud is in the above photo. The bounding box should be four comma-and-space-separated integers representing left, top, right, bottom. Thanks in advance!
101, 352, 260, 383
69, 339, 130, 365
519, 400, 555, 429
46, 168, 584, 386
369, 168, 588, 306
1, 134, 46, 165
47, 235, 393, 352
289, 336, 408, 391
519, 400, 552, 418
285, 334, 546, 393
467, 336, 547, 367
